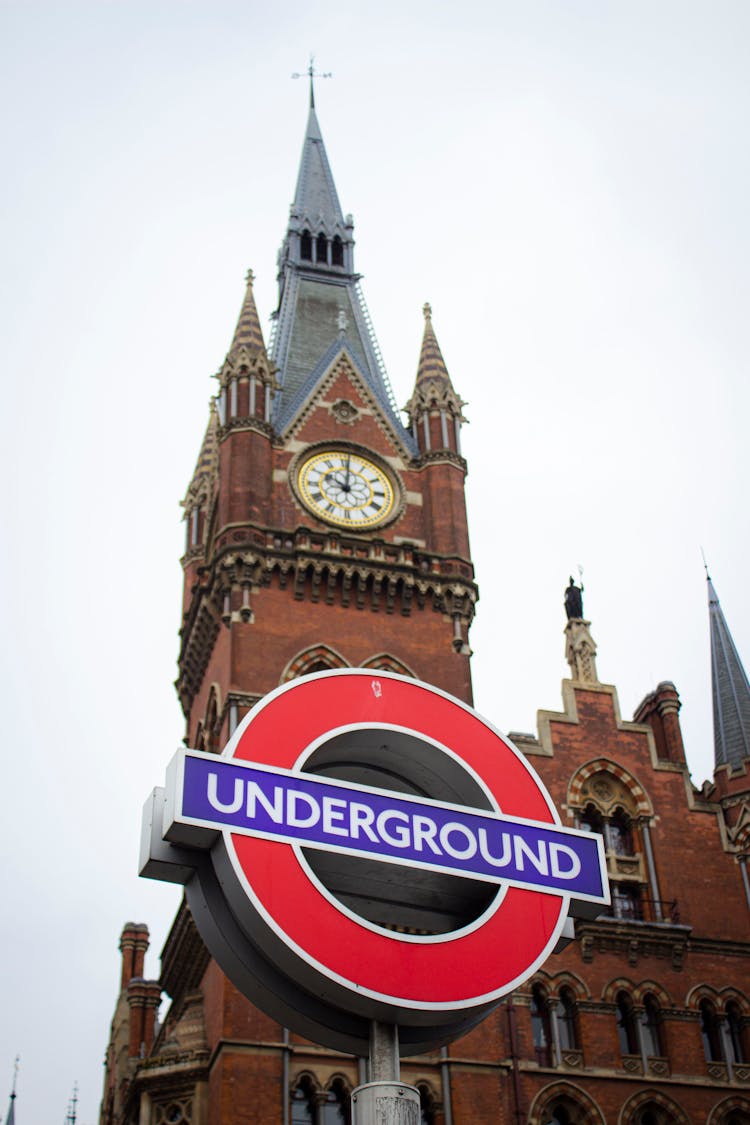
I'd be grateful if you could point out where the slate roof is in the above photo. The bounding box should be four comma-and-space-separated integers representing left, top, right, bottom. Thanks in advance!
708, 576, 750, 770
271, 104, 416, 454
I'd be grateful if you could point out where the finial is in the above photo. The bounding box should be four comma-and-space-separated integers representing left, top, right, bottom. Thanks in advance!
423, 302, 432, 322
9, 1055, 19, 1099
245, 268, 255, 287
292, 54, 332, 109
701, 546, 711, 581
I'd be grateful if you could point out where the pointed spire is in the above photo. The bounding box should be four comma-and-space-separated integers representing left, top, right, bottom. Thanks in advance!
271, 99, 412, 449
290, 104, 346, 237
228, 269, 267, 362
416, 302, 456, 391
405, 304, 466, 455
184, 399, 219, 511
707, 572, 750, 770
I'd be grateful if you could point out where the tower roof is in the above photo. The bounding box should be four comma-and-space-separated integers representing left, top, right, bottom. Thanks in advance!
183, 399, 219, 509
708, 575, 750, 770
291, 105, 346, 234
229, 269, 267, 360
271, 101, 415, 452
404, 303, 465, 420
416, 302, 455, 391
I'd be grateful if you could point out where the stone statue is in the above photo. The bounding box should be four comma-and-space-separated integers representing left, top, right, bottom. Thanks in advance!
565, 576, 584, 620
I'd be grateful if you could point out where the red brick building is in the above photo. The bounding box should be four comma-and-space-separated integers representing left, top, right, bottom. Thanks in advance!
100, 93, 750, 1125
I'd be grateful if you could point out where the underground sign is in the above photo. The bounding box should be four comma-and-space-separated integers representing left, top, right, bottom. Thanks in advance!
141, 670, 608, 1055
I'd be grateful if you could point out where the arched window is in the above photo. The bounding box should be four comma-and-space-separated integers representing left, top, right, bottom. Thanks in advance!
555, 987, 579, 1051
300, 230, 312, 260
640, 993, 662, 1058
316, 232, 328, 263
616, 991, 638, 1055
547, 1108, 571, 1125
321, 1080, 349, 1125
579, 803, 604, 835
417, 1084, 436, 1125
700, 999, 723, 1062
727, 1001, 746, 1064
609, 807, 634, 856
531, 984, 553, 1065
291, 1077, 315, 1125
331, 235, 344, 266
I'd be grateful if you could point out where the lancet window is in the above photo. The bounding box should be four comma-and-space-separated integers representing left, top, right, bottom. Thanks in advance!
529, 982, 581, 1067
616, 991, 639, 1056
569, 765, 669, 923
531, 984, 553, 1066
320, 1079, 349, 1125
300, 230, 312, 260
698, 995, 748, 1076
615, 989, 665, 1068
291, 1077, 315, 1125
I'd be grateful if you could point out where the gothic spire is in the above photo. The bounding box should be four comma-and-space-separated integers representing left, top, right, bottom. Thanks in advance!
183, 398, 219, 512
228, 269, 267, 362
416, 302, 456, 391
290, 104, 346, 235
405, 304, 466, 456
707, 574, 750, 771
271, 99, 413, 451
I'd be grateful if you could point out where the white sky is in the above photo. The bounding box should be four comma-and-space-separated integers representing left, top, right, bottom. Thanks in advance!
1, 2, 748, 1121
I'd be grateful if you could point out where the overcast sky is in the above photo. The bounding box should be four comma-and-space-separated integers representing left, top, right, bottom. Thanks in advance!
1, 2, 749, 1121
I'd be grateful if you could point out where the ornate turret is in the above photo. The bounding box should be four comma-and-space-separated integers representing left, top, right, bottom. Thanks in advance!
708, 574, 750, 771
405, 303, 467, 458
564, 577, 599, 683
182, 398, 219, 558
217, 269, 277, 429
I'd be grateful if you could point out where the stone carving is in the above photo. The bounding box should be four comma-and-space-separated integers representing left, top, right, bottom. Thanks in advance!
330, 398, 359, 424
565, 618, 599, 683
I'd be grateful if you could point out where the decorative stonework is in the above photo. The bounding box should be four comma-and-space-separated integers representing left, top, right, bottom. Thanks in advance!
176, 531, 478, 712
565, 618, 599, 683
330, 398, 360, 424
576, 917, 690, 971
417, 448, 467, 471
153, 1096, 192, 1124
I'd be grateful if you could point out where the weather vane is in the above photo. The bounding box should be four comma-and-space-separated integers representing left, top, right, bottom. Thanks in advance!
292, 54, 332, 108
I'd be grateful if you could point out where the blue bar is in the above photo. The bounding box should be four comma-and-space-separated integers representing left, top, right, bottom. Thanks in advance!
181, 754, 606, 901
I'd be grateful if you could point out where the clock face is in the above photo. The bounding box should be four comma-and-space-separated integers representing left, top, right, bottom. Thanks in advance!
296, 449, 396, 528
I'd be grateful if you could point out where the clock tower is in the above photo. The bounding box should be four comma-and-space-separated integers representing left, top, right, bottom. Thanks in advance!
100, 93, 477, 1125
178, 94, 476, 763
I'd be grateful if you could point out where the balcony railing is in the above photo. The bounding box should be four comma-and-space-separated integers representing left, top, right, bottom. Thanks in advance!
605, 897, 680, 924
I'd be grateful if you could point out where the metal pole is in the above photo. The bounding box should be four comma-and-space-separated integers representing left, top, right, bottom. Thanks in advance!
369, 1021, 400, 1081
350, 1023, 420, 1125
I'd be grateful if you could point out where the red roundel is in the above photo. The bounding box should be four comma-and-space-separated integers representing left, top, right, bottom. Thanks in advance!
224, 671, 567, 1011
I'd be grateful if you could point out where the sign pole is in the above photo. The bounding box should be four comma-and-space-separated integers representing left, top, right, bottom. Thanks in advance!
369, 1021, 400, 1081
351, 1021, 420, 1124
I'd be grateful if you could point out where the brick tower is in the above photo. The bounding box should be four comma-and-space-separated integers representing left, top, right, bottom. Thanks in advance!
101, 92, 476, 1125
